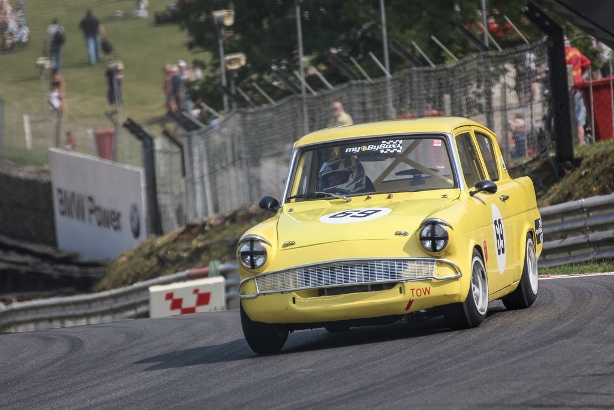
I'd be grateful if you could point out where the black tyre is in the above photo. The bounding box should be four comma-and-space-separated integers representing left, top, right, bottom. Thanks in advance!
444, 249, 488, 329
502, 233, 538, 310
240, 303, 288, 354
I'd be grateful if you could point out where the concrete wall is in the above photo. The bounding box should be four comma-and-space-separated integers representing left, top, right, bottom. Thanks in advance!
0, 163, 56, 246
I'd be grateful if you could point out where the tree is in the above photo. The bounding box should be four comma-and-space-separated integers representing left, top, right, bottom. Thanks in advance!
171, 0, 569, 112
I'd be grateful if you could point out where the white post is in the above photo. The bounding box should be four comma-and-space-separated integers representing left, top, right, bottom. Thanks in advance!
23, 114, 32, 150
380, 0, 394, 119
295, 0, 308, 134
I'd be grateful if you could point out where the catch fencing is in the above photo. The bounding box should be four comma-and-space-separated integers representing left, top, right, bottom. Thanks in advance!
176, 39, 555, 227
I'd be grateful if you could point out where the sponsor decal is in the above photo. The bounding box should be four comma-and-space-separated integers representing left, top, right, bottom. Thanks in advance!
408, 286, 431, 297
535, 218, 543, 244
499, 156, 508, 174
405, 287, 431, 311
433, 139, 442, 147
483, 240, 488, 262
56, 188, 122, 232
343, 140, 402, 155
319, 208, 392, 224
130, 204, 140, 239
492, 204, 506, 274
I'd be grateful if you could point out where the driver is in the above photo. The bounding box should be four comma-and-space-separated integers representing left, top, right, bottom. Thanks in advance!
318, 156, 367, 193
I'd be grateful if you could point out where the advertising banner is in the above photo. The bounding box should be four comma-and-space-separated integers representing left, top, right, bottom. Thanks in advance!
50, 148, 147, 260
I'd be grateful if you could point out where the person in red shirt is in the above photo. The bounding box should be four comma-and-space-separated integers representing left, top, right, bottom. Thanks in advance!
565, 37, 591, 145
64, 131, 76, 150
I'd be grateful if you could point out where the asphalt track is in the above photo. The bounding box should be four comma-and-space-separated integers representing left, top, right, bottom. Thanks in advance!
1, 274, 613, 409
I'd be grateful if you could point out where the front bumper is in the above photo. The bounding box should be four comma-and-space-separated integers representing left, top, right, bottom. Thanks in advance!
240, 258, 464, 324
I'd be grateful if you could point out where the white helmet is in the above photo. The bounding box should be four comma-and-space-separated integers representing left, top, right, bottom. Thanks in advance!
318, 156, 366, 193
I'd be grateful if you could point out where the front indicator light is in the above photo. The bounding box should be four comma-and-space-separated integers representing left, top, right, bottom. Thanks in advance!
238, 240, 267, 269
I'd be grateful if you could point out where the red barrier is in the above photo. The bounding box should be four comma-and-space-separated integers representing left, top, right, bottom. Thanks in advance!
579, 78, 614, 141
94, 129, 115, 160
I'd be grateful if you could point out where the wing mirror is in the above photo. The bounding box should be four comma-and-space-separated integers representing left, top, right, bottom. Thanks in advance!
470, 180, 497, 196
259, 196, 280, 212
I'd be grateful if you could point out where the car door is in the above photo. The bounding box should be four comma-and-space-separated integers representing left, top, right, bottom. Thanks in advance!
455, 129, 513, 294
472, 128, 516, 289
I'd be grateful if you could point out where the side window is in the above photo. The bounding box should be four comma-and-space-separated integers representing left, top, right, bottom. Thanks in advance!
294, 150, 316, 195
475, 132, 499, 181
456, 132, 486, 188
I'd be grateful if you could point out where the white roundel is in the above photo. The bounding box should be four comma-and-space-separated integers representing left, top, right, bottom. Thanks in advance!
319, 208, 392, 224
491, 204, 506, 274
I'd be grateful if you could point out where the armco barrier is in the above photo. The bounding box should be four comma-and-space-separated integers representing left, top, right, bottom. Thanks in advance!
0, 261, 239, 333
1, 193, 614, 333
538, 193, 614, 268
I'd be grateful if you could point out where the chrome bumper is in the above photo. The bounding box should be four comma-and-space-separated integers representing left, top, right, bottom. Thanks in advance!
240, 258, 462, 299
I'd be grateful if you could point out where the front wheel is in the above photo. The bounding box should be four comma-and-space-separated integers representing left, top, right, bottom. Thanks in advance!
444, 249, 488, 329
502, 233, 538, 310
240, 303, 288, 354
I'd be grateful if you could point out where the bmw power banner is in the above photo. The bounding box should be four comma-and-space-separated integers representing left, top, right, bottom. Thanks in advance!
49, 148, 147, 260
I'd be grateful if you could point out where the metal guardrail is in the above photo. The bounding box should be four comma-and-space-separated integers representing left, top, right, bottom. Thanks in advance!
1, 193, 614, 333
539, 193, 614, 268
0, 261, 240, 333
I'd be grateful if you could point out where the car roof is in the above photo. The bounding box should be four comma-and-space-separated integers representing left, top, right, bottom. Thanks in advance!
295, 116, 489, 147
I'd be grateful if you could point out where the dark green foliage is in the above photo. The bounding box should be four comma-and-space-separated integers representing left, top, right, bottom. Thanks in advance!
172, 0, 550, 111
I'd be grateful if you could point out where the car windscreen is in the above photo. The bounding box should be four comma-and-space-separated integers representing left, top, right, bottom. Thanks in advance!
288, 135, 457, 199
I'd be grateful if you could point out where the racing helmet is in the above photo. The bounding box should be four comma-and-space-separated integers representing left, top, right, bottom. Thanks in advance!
318, 156, 366, 193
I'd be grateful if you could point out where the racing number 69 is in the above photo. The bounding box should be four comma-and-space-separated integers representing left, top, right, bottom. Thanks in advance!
329, 209, 382, 219
493, 218, 505, 255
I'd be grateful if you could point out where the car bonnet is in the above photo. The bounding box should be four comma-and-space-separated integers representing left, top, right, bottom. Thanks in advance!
276, 195, 457, 250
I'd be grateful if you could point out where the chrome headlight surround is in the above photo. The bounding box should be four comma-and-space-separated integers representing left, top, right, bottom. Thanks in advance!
238, 236, 269, 269
419, 219, 451, 253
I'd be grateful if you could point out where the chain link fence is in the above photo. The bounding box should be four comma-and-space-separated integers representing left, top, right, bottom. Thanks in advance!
174, 38, 556, 229
5, 38, 612, 236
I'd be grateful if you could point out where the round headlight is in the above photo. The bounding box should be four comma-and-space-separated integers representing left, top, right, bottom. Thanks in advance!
238, 240, 267, 269
419, 223, 449, 252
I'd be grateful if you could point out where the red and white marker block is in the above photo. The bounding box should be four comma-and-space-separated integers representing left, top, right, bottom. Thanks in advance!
149, 277, 226, 318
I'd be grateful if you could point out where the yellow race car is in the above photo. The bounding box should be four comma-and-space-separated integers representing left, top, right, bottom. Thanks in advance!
237, 117, 542, 354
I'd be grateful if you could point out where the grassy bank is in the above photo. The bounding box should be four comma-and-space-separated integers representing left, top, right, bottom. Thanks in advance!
1, 0, 209, 165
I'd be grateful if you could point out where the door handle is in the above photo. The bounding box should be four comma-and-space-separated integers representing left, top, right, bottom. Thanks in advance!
499, 195, 509, 202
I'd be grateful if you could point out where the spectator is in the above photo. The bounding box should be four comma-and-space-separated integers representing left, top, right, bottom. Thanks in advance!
564, 37, 591, 146
517, 51, 536, 104
49, 82, 63, 122
177, 60, 193, 112
331, 101, 353, 127
163, 63, 179, 113
49, 68, 66, 121
13, 0, 24, 16
2, 25, 13, 50
134, 0, 148, 18
79, 9, 106, 65
16, 18, 28, 44
49, 68, 65, 95
508, 112, 527, 158
64, 131, 76, 150
192, 61, 203, 80
105, 60, 124, 111
45, 18, 64, 71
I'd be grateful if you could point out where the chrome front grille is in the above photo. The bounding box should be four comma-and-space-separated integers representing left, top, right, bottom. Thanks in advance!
241, 258, 459, 298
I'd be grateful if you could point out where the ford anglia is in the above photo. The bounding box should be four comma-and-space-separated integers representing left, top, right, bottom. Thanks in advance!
237, 117, 542, 354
